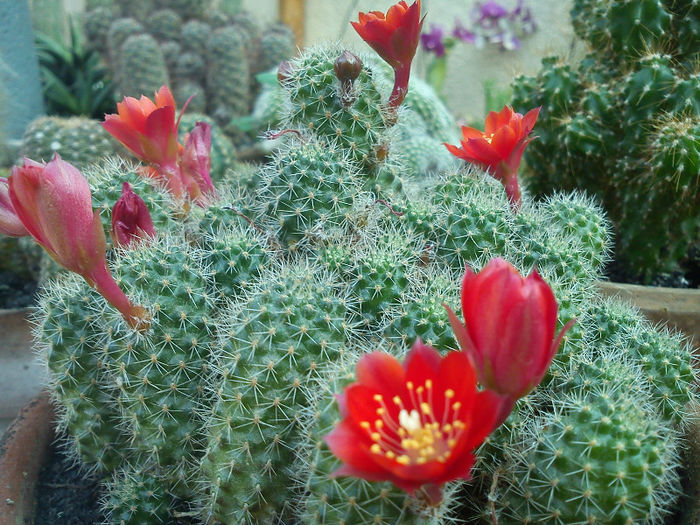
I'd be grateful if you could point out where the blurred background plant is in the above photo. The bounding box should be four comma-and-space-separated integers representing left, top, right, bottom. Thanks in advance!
420, 0, 536, 98
35, 20, 115, 119
512, 0, 700, 287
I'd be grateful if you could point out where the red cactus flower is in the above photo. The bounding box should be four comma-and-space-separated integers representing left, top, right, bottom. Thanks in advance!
9, 156, 149, 329
102, 86, 182, 174
0, 177, 29, 237
445, 258, 574, 425
103, 86, 215, 206
324, 340, 507, 503
352, 0, 424, 109
445, 105, 540, 210
111, 182, 156, 248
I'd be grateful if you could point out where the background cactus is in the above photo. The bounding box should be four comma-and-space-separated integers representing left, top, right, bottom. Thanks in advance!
31, 43, 699, 525
20, 115, 118, 168
512, 0, 700, 285
83, 2, 296, 153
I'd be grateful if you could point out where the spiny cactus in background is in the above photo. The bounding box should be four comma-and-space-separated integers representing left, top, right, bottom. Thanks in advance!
20, 116, 118, 169
84, 2, 296, 152
18, 11, 699, 525
116, 34, 170, 98
206, 26, 250, 123
512, 0, 700, 284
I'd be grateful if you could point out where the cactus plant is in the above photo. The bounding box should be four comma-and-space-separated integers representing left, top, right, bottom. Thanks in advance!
512, 1, 700, 283
14, 21, 697, 525
116, 34, 170, 98
83, 3, 296, 152
20, 116, 117, 169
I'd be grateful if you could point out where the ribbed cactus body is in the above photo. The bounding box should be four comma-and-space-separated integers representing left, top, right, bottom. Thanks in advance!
257, 140, 364, 247
102, 466, 172, 524
201, 263, 351, 524
39, 277, 127, 473
258, 25, 296, 76
202, 226, 270, 301
432, 172, 512, 272
21, 116, 118, 169
285, 46, 391, 173
206, 27, 250, 122
84, 6, 115, 52
495, 386, 680, 524
148, 9, 183, 42
181, 20, 211, 57
383, 272, 458, 351
608, 325, 697, 422
513, 1, 700, 282
106, 17, 143, 59
109, 239, 215, 480
117, 34, 169, 98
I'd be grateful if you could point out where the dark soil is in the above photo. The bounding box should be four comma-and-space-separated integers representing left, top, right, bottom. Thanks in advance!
34, 437, 198, 524
0, 271, 38, 309
34, 440, 103, 525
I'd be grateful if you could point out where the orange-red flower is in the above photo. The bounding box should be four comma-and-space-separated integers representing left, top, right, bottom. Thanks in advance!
111, 182, 156, 248
324, 340, 506, 502
445, 258, 573, 425
103, 86, 215, 206
0, 177, 29, 237
102, 86, 181, 175
352, 1, 424, 109
9, 156, 148, 329
445, 105, 540, 210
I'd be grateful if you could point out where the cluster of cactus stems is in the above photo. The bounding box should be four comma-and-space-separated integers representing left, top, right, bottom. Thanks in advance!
83, 0, 296, 147
512, 0, 700, 283
0, 2, 698, 524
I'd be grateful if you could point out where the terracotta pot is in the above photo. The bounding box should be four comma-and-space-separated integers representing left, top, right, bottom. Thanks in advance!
0, 308, 43, 426
596, 281, 700, 351
0, 391, 55, 525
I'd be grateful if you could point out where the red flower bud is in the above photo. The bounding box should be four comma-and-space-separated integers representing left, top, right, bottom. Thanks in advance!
324, 340, 507, 502
445, 258, 574, 423
180, 121, 216, 205
9, 156, 149, 329
111, 182, 156, 248
0, 177, 29, 237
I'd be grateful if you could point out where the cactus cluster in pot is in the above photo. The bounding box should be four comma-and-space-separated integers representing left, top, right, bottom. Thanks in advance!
83, 0, 296, 149
1, 2, 698, 524
511, 0, 700, 284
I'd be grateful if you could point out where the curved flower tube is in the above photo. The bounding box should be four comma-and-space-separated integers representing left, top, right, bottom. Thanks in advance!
9, 156, 149, 329
352, 1, 424, 109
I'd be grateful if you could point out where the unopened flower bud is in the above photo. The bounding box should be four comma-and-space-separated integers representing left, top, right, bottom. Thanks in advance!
334, 51, 363, 108
334, 50, 362, 83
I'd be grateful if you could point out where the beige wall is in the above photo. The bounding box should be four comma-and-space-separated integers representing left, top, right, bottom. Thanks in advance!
62, 0, 579, 120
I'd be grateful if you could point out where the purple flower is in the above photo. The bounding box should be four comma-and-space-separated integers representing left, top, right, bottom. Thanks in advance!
478, 1, 509, 20
421, 24, 446, 57
453, 20, 475, 43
